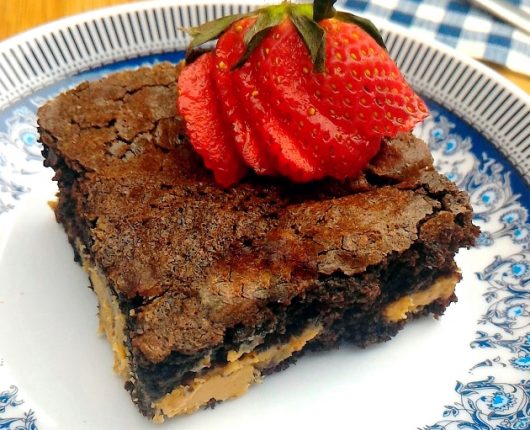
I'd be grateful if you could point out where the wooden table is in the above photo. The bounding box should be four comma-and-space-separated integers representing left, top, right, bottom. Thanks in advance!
1, 0, 529, 95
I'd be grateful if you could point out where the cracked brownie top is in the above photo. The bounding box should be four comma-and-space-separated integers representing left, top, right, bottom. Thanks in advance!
38, 63, 477, 363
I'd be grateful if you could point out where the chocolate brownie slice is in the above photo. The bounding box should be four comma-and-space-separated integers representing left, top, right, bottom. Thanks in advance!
38, 62, 478, 422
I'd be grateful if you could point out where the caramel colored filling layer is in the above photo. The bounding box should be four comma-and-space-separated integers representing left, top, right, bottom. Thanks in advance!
383, 275, 459, 322
79, 242, 322, 422
152, 324, 322, 423
76, 239, 457, 422
78, 243, 130, 379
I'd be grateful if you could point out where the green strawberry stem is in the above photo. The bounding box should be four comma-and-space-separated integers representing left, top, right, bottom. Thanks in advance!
183, 0, 386, 72
313, 0, 337, 21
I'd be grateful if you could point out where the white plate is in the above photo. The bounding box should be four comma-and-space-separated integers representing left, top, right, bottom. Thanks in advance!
0, 2, 529, 429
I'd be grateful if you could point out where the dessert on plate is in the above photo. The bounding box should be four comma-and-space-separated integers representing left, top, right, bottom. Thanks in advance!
38, 0, 478, 422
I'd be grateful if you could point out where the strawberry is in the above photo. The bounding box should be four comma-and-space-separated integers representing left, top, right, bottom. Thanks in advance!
178, 0, 428, 187
231, 31, 324, 182
213, 18, 277, 175
316, 18, 427, 138
177, 52, 246, 187
255, 19, 381, 179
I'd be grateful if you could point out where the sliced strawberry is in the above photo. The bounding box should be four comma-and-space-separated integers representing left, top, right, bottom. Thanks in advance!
316, 19, 428, 138
177, 52, 246, 187
231, 40, 323, 183
256, 20, 380, 179
213, 18, 276, 175
178, 3, 429, 187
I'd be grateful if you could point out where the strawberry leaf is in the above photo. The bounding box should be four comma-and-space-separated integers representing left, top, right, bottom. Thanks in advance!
243, 8, 284, 46
185, 13, 249, 54
233, 8, 285, 69
290, 14, 325, 72
233, 27, 272, 69
313, 0, 337, 22
182, 1, 386, 71
334, 11, 386, 50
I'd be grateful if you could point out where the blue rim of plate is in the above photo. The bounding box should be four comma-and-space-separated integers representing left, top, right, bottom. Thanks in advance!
0, 1, 529, 429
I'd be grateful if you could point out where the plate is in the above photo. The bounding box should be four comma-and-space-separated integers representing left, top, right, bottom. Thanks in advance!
1, 1, 530, 429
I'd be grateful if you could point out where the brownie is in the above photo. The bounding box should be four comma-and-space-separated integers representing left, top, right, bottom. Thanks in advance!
38, 62, 479, 422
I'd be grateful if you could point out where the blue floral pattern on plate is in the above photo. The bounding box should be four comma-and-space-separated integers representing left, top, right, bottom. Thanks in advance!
416, 112, 530, 429
1, 55, 530, 429
0, 104, 42, 213
0, 386, 37, 430
423, 378, 530, 430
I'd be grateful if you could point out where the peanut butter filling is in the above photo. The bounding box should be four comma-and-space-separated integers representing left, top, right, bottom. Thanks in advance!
383, 275, 459, 322
152, 324, 322, 423
76, 238, 458, 422
77, 242, 130, 379
226, 335, 265, 362
152, 273, 457, 422
78, 241, 322, 422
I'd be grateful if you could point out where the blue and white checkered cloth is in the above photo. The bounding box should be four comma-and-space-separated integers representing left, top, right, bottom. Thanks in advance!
338, 0, 530, 76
